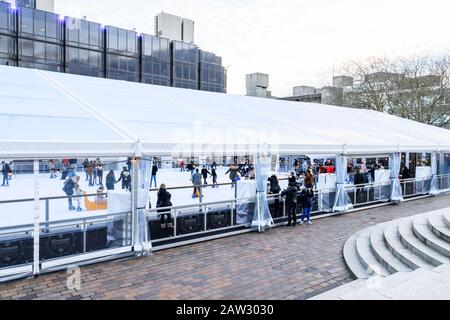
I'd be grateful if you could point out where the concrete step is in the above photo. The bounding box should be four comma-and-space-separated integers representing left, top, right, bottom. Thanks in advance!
369, 224, 412, 274
343, 232, 370, 279
444, 212, 450, 228
398, 218, 448, 266
413, 215, 450, 258
355, 227, 390, 277
428, 213, 450, 243
383, 223, 434, 270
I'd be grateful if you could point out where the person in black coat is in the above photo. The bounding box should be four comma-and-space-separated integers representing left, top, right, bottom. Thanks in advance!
268, 175, 282, 218
1, 161, 11, 187
106, 170, 116, 191
157, 184, 173, 227
201, 166, 212, 185
281, 182, 298, 227
211, 167, 218, 188
299, 188, 315, 225
116, 167, 131, 191
151, 163, 158, 188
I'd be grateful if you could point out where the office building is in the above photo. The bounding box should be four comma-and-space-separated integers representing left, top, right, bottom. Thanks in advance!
0, 1, 226, 93
199, 50, 225, 93
5, 0, 54, 12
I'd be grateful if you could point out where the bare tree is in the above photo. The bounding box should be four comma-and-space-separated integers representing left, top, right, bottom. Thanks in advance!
342, 55, 450, 128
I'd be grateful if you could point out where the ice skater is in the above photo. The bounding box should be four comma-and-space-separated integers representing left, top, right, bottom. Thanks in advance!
151, 163, 158, 188
211, 166, 218, 188
1, 161, 11, 187
225, 163, 240, 188
191, 169, 203, 198
201, 166, 212, 185
116, 166, 131, 191
63, 175, 79, 211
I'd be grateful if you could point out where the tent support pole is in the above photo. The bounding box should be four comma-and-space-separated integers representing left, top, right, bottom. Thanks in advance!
131, 157, 140, 253
33, 160, 40, 275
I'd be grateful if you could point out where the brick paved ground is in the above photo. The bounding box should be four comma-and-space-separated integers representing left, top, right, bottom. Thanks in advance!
1, 194, 450, 300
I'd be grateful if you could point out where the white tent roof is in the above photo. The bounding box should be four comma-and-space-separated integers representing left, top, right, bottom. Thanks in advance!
1, 65, 449, 159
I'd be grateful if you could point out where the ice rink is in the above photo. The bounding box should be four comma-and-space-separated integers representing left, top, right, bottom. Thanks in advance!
0, 166, 289, 229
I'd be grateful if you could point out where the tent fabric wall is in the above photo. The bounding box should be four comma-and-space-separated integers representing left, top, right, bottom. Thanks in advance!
389, 153, 404, 202
332, 156, 353, 212
430, 152, 440, 196
252, 155, 274, 231
1, 65, 450, 159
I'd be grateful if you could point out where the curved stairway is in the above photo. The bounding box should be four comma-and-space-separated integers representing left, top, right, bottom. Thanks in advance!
343, 208, 450, 279
311, 208, 450, 300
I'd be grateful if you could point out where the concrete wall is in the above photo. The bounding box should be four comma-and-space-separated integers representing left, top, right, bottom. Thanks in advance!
155, 12, 183, 41
333, 76, 353, 88
182, 18, 194, 43
293, 86, 316, 96
36, 0, 54, 12
321, 86, 344, 106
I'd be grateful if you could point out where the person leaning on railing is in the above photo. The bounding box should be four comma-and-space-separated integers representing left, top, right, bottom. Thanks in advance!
268, 174, 282, 217
281, 181, 299, 228
157, 184, 173, 229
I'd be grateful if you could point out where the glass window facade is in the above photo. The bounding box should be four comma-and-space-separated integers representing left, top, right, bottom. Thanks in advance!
66, 47, 104, 77
4, 6, 225, 92
140, 34, 170, 86
199, 50, 225, 93
0, 1, 17, 35
18, 7, 63, 44
172, 40, 199, 90
65, 17, 104, 51
18, 38, 62, 71
105, 26, 138, 82
0, 2, 17, 66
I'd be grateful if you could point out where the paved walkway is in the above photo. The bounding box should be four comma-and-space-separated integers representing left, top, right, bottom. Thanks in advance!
1, 194, 450, 300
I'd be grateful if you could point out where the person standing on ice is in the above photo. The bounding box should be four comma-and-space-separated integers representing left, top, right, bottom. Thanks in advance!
211, 166, 218, 188
191, 169, 203, 198
151, 163, 158, 188
201, 166, 212, 185
86, 161, 94, 187
180, 159, 185, 172
225, 163, 240, 188
83, 159, 89, 181
63, 175, 78, 211
106, 170, 116, 191
96, 159, 104, 186
116, 166, 131, 191
1, 161, 10, 187
73, 178, 84, 212
48, 160, 56, 179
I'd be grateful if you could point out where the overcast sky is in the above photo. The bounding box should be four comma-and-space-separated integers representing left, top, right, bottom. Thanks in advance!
55, 0, 450, 97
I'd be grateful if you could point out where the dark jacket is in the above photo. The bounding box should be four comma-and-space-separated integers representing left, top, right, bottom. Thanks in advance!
299, 189, 314, 208
281, 186, 298, 206
157, 188, 172, 208
117, 170, 131, 185
268, 176, 281, 194
201, 168, 211, 178
225, 166, 240, 181
1, 163, 10, 175
151, 165, 158, 176
106, 173, 116, 190
63, 178, 75, 195
354, 172, 365, 185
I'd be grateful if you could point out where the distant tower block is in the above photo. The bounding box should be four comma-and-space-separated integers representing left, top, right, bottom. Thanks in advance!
246, 73, 270, 98
155, 12, 195, 43
9, 0, 55, 12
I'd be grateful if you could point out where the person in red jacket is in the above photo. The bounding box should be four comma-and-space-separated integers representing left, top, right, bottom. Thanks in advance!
327, 164, 335, 174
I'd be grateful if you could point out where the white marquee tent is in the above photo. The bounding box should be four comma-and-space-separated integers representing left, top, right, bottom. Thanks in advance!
1, 65, 450, 159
